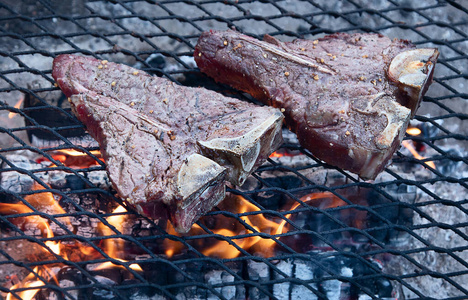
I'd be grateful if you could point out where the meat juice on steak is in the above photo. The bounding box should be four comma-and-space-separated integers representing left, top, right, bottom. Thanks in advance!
52, 54, 283, 233
194, 30, 439, 179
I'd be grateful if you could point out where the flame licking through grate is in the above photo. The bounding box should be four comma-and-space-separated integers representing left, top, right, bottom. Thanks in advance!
7, 97, 24, 119
0, 155, 141, 299
0, 149, 369, 298
36, 149, 103, 169
402, 126, 436, 169
0, 135, 426, 298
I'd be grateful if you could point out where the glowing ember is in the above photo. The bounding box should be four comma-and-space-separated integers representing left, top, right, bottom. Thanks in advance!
401, 140, 436, 169
56, 149, 101, 157
7, 97, 24, 119
406, 127, 422, 136
0, 203, 62, 256
93, 259, 143, 272
37, 149, 103, 168
202, 197, 283, 258
270, 151, 285, 158
269, 149, 301, 158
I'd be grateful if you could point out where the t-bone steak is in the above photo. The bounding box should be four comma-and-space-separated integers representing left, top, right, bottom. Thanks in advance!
52, 54, 283, 233
194, 30, 439, 179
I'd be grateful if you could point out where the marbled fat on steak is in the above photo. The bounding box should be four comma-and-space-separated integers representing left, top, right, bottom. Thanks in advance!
194, 30, 439, 179
52, 54, 283, 233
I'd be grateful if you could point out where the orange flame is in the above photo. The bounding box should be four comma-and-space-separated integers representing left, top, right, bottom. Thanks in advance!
99, 205, 127, 258
164, 192, 336, 259
55, 149, 101, 157
401, 140, 436, 169
269, 150, 301, 158
38, 149, 103, 168
8, 97, 24, 119
403, 126, 436, 170
96, 205, 142, 271
200, 198, 281, 258
93, 259, 143, 272
0, 185, 64, 300
164, 196, 282, 258
0, 185, 64, 257
6, 267, 43, 300
24, 184, 68, 218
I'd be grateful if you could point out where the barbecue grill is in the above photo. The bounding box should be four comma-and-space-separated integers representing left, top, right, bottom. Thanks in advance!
0, 0, 467, 299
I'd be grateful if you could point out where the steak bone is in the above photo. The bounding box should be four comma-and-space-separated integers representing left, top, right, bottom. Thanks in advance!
198, 111, 283, 185
388, 48, 439, 116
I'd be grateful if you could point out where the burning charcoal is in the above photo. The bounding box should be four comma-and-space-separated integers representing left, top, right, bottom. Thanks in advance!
118, 279, 166, 300
48, 170, 109, 191
58, 193, 108, 236
247, 260, 270, 300
0, 155, 49, 194
145, 53, 166, 70
314, 255, 351, 300
138, 261, 169, 288
205, 270, 224, 299
48, 267, 85, 300
168, 261, 207, 299
254, 175, 303, 210
205, 262, 244, 300
272, 259, 293, 299
373, 277, 393, 298
222, 271, 245, 300
0, 152, 111, 196
88, 267, 124, 285
346, 256, 394, 298
129, 290, 167, 300
366, 184, 415, 245
64, 174, 87, 190
291, 259, 319, 300
86, 170, 111, 189
320, 278, 341, 300
88, 275, 118, 300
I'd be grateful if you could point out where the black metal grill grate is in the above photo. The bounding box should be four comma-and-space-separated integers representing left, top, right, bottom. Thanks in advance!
0, 0, 467, 299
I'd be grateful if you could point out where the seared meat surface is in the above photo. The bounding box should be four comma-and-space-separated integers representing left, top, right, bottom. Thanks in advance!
52, 54, 283, 232
194, 30, 438, 179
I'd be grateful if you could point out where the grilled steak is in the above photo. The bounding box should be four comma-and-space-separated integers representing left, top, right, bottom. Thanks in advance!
194, 30, 439, 179
52, 54, 283, 233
